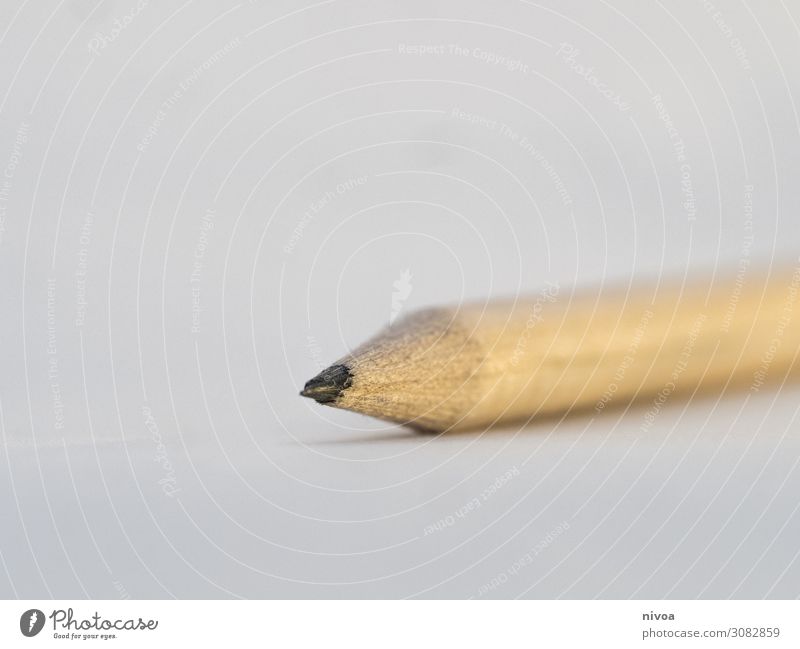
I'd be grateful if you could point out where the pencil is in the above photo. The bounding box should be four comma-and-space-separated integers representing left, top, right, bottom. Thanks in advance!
300, 268, 800, 432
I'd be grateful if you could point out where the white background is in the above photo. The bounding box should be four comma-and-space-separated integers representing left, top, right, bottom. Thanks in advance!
0, 0, 799, 598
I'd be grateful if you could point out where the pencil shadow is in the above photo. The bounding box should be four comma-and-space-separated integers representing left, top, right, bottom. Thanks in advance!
292, 428, 427, 446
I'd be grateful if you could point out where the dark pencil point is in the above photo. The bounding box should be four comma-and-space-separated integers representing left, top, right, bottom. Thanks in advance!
300, 364, 353, 404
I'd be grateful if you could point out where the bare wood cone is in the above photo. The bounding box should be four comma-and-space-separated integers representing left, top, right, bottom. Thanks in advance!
301, 268, 800, 432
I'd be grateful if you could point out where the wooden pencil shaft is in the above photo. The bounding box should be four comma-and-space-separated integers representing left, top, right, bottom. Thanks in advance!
305, 269, 800, 432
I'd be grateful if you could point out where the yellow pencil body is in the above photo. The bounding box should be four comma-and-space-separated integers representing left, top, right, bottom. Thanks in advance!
305, 269, 800, 432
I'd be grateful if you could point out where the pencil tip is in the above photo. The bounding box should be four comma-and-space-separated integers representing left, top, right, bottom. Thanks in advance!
300, 364, 353, 404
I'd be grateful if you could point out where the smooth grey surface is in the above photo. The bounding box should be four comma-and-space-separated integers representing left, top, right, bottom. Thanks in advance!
0, 0, 798, 598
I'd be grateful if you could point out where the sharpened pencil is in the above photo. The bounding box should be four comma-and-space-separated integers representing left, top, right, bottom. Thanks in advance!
300, 269, 800, 432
